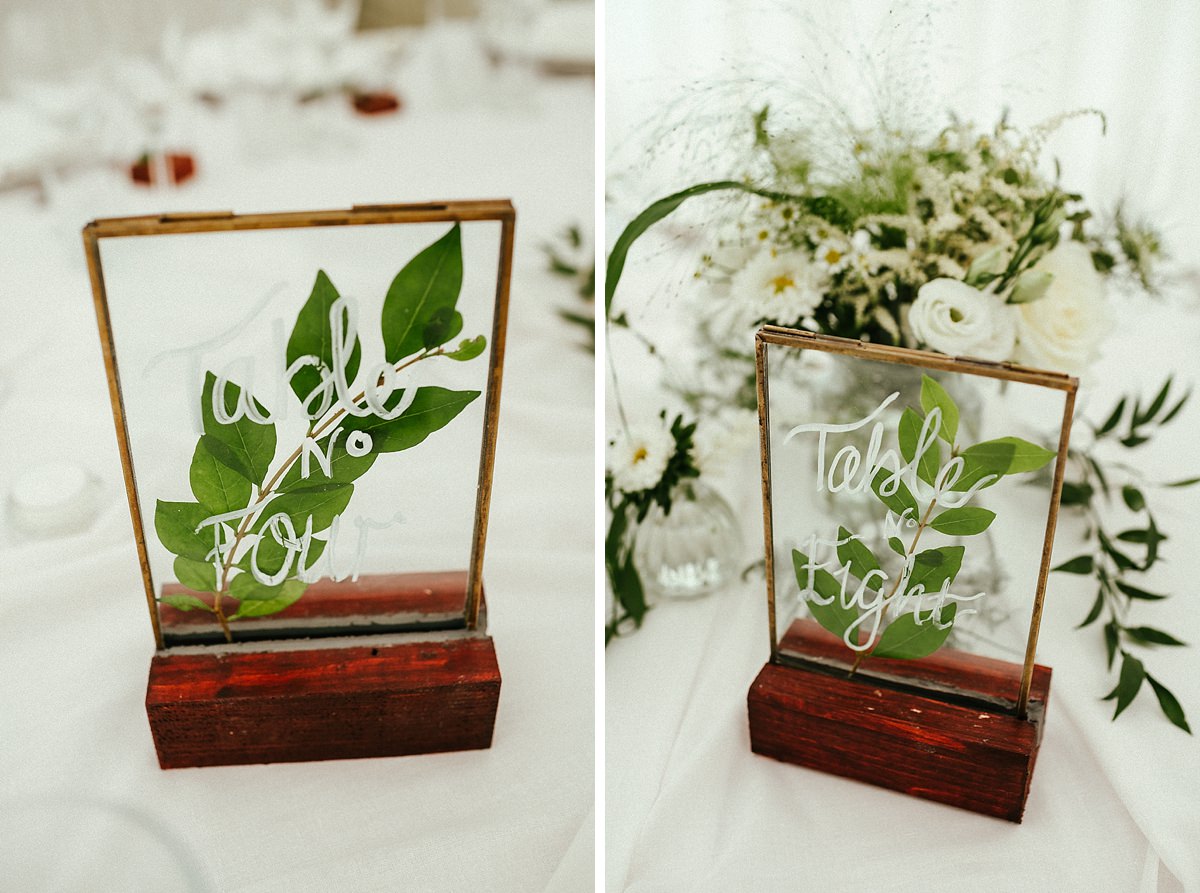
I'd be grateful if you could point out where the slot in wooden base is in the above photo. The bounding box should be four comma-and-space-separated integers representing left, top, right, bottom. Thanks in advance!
748, 620, 1050, 822
146, 571, 500, 769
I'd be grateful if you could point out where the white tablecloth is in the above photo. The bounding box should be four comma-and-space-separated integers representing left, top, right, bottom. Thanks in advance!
0, 64, 595, 892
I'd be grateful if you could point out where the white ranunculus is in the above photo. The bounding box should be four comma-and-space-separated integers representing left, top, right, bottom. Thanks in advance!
608, 422, 677, 494
1014, 241, 1112, 374
908, 278, 1017, 361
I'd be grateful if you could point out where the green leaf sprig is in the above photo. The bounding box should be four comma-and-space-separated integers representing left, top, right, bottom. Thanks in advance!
793, 375, 1055, 674
154, 225, 486, 641
1053, 377, 1193, 732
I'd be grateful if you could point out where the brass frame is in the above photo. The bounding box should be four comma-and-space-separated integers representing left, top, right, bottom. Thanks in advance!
82, 201, 516, 649
754, 326, 1078, 718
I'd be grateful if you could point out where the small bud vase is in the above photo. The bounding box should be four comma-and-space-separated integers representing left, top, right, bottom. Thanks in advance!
633, 479, 743, 600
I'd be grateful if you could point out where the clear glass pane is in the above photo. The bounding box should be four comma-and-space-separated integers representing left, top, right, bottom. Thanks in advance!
763, 336, 1069, 708
96, 217, 503, 645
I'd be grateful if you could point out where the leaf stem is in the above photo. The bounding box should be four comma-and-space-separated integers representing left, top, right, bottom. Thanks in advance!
850, 494, 939, 675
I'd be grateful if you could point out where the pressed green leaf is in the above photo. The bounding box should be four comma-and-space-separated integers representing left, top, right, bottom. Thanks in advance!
189, 437, 252, 515
1111, 651, 1146, 719
887, 537, 906, 556
1166, 475, 1200, 487
159, 593, 212, 613
898, 407, 940, 487
930, 506, 996, 536
793, 549, 856, 642
1114, 580, 1166, 601
1121, 434, 1150, 448
231, 578, 307, 618
1124, 626, 1186, 647
421, 305, 464, 350
951, 443, 1012, 491
277, 438, 377, 492
871, 602, 957, 660
1121, 485, 1146, 512
961, 436, 1056, 477
1095, 397, 1126, 436
835, 527, 882, 591
906, 545, 964, 596
201, 372, 276, 486
1053, 555, 1094, 575
382, 224, 464, 363
239, 531, 327, 578
257, 483, 353, 536
919, 375, 959, 445
1146, 676, 1192, 734
870, 469, 919, 518
155, 500, 220, 562
1078, 589, 1105, 628
173, 555, 217, 593
445, 335, 487, 361
286, 270, 361, 411
340, 387, 480, 454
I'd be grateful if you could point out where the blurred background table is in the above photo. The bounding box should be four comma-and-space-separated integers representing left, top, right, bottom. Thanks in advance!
0, 2, 595, 890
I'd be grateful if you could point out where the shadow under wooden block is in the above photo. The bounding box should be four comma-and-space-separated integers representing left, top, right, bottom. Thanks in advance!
748, 619, 1050, 822
146, 571, 500, 769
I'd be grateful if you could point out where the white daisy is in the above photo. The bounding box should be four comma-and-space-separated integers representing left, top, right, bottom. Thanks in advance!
609, 421, 677, 494
731, 250, 824, 325
814, 239, 852, 274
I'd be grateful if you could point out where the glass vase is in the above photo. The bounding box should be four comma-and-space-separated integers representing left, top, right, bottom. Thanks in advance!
633, 479, 743, 600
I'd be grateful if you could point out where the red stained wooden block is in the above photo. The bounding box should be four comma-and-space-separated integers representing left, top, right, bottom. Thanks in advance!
748, 619, 1050, 822
146, 572, 500, 769
159, 570, 472, 644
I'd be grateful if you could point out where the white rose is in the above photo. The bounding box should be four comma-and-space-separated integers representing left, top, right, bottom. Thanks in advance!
608, 421, 677, 494
1014, 241, 1112, 374
908, 278, 1017, 361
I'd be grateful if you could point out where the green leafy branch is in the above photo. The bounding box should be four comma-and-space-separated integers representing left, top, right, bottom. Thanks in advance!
544, 223, 595, 353
605, 414, 699, 643
1053, 377, 1194, 732
794, 375, 1056, 673
155, 225, 486, 642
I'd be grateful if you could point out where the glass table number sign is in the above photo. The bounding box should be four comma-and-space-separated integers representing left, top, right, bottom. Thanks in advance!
746, 326, 1077, 822
84, 202, 514, 768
